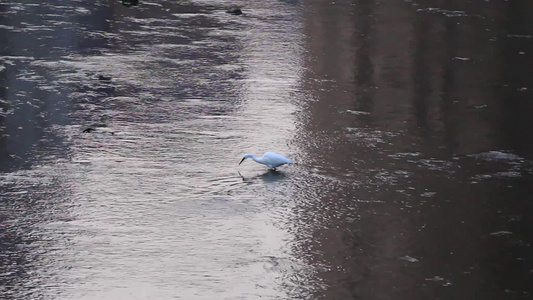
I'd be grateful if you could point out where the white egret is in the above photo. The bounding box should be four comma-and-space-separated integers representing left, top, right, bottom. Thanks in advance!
238, 152, 293, 170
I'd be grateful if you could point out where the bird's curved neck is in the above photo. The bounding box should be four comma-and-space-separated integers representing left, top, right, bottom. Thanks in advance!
250, 155, 262, 163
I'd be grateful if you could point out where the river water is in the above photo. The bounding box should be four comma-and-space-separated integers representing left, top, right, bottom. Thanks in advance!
1, 0, 532, 299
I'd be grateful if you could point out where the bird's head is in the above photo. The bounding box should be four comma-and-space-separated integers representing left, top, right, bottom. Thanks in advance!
239, 153, 253, 165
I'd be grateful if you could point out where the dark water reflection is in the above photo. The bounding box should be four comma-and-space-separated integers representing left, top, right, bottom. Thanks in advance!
296, 1, 533, 299
1, 0, 533, 299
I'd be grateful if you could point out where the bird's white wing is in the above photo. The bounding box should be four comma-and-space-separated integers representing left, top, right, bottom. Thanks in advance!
263, 152, 292, 166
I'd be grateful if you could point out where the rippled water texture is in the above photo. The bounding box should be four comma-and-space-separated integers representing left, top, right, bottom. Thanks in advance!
1, 0, 533, 299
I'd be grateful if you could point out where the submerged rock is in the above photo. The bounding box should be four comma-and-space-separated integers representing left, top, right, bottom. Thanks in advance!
121, 0, 139, 7
98, 75, 112, 81
226, 8, 242, 15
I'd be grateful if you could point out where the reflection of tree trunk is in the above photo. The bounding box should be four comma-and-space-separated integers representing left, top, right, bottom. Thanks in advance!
412, 14, 430, 133
0, 3, 13, 171
353, 1, 375, 120
0, 3, 8, 170
501, 1, 533, 157
441, 16, 459, 154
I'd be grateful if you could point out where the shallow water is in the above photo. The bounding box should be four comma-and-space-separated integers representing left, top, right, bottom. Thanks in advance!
1, 0, 533, 299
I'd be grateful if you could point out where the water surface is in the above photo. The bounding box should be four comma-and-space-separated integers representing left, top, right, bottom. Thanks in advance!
1, 0, 533, 299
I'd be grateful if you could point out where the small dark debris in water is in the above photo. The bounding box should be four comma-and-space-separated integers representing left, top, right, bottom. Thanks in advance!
98, 75, 112, 81
121, 0, 139, 7
82, 127, 95, 133
226, 8, 242, 15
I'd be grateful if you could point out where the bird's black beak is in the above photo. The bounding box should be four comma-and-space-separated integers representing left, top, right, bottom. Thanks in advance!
238, 157, 246, 165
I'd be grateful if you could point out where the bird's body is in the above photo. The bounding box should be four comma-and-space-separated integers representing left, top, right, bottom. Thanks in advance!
239, 152, 292, 170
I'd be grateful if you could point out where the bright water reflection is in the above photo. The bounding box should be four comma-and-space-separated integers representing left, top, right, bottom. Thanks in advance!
1, 0, 306, 299
1, 0, 533, 299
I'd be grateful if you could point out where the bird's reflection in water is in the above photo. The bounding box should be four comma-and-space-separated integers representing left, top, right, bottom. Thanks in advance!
238, 170, 287, 183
